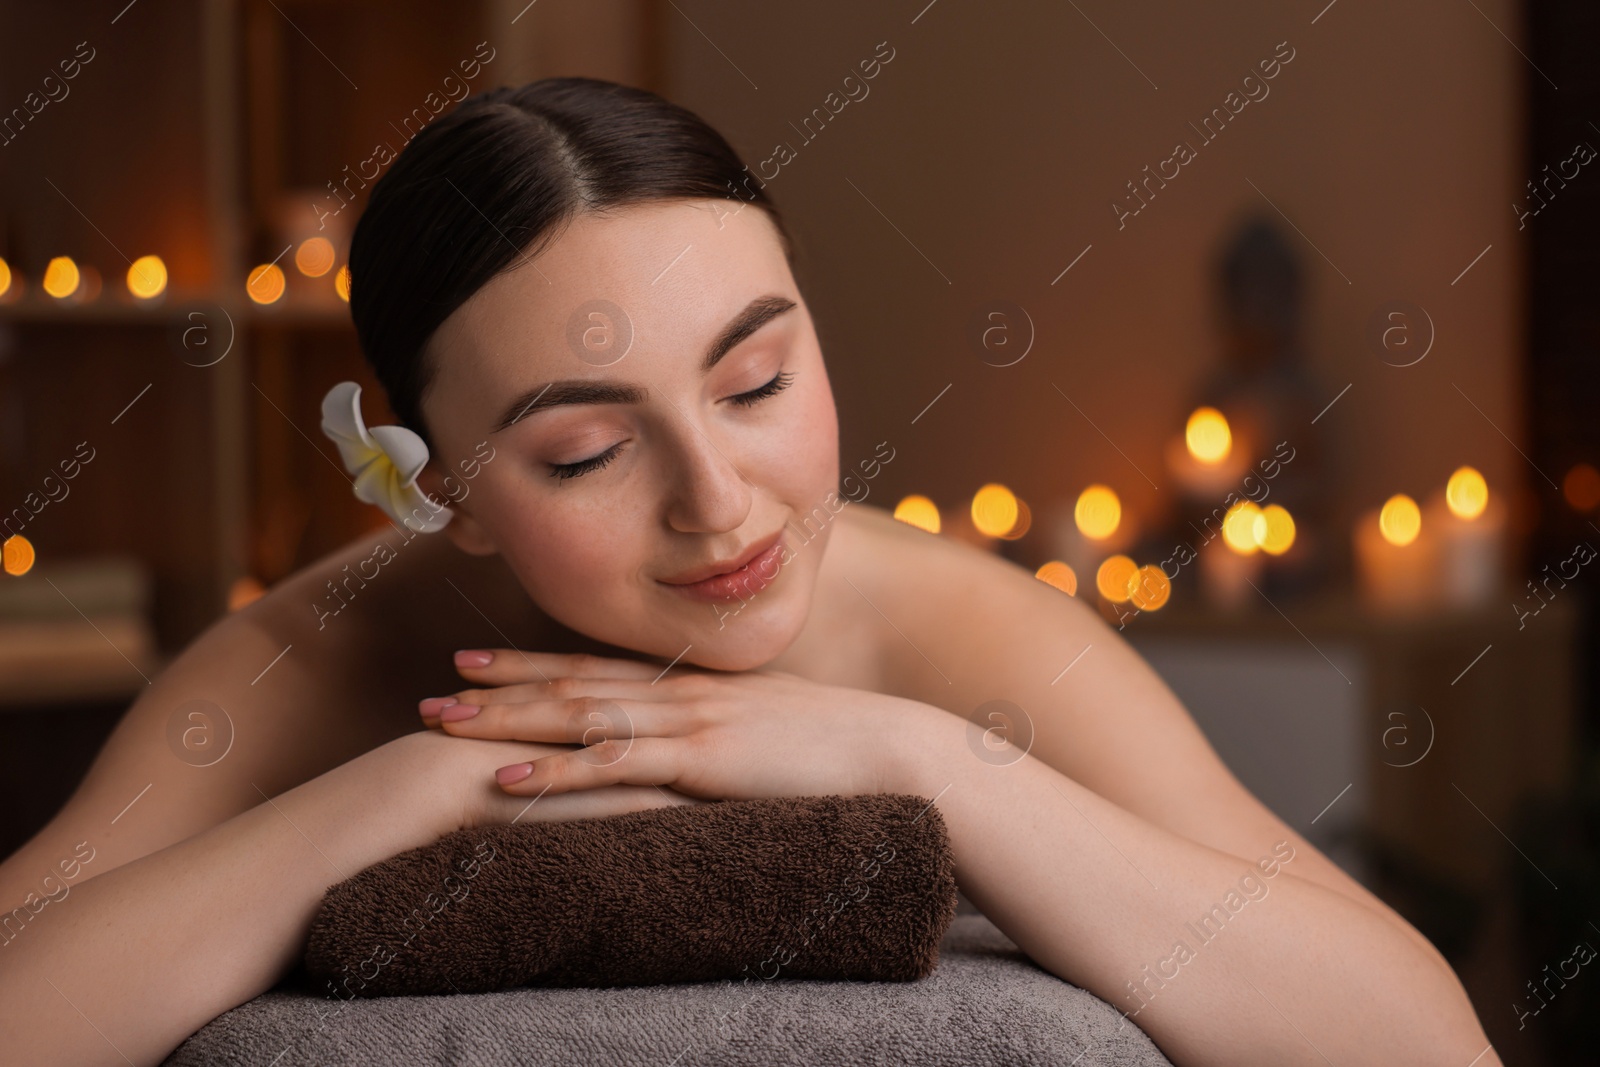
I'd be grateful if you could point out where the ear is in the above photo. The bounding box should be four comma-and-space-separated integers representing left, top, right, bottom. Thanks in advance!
415, 464, 499, 557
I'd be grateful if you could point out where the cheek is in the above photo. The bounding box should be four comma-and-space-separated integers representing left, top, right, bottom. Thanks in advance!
776, 371, 840, 498
483, 481, 642, 607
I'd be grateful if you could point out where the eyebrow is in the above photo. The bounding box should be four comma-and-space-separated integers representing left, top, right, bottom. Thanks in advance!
489, 294, 799, 434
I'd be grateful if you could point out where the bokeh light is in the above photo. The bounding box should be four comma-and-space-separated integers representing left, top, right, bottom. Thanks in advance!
42, 256, 80, 299
971, 483, 1019, 538
1095, 555, 1138, 602
295, 237, 336, 277
1379, 494, 1422, 546
1564, 462, 1600, 512
1446, 466, 1488, 520
1185, 406, 1232, 464
1075, 484, 1121, 540
1129, 564, 1170, 611
1001, 497, 1032, 540
2, 534, 35, 576
247, 263, 286, 304
1035, 560, 1077, 596
334, 264, 351, 302
1222, 500, 1263, 554
127, 255, 167, 299
893, 494, 941, 534
1253, 504, 1296, 555
0, 257, 12, 299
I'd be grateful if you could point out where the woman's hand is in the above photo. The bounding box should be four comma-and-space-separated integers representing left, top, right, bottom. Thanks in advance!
416, 648, 938, 801
378, 729, 710, 834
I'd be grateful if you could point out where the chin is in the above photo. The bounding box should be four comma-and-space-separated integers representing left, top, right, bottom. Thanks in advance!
671, 590, 812, 673
678, 614, 801, 673
682, 639, 785, 673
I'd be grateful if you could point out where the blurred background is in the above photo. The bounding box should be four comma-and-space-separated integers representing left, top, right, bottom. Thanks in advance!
1, 0, 1597, 1060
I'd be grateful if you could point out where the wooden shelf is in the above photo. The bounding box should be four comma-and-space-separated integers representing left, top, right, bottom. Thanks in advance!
0, 296, 351, 327
0, 0, 667, 654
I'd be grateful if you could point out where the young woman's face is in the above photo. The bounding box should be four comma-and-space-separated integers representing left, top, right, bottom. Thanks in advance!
416, 198, 840, 671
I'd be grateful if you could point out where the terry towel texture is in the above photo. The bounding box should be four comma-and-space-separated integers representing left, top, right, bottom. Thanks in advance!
303, 793, 958, 996
166, 912, 1176, 1066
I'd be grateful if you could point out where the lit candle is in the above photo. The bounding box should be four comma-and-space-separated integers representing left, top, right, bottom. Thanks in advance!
1049, 487, 1140, 579
1197, 529, 1265, 610
1353, 495, 1437, 615
1428, 468, 1504, 609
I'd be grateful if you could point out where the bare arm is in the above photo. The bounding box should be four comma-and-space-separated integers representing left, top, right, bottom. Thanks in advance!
0, 730, 698, 1067
892, 712, 1496, 1067
0, 526, 553, 942
854, 518, 1497, 1066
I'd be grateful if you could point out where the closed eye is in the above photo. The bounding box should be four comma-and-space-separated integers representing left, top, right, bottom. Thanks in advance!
547, 371, 796, 480
727, 370, 794, 408
548, 443, 622, 481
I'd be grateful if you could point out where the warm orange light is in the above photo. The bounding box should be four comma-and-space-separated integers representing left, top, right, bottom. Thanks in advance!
971, 483, 1019, 538
127, 255, 167, 299
1222, 500, 1263, 555
1565, 463, 1600, 512
2, 534, 35, 576
1095, 555, 1138, 602
42, 256, 80, 299
999, 497, 1032, 540
0, 257, 11, 298
1253, 504, 1296, 555
247, 263, 286, 305
1075, 484, 1121, 540
893, 494, 941, 534
1186, 406, 1232, 464
334, 264, 351, 302
229, 575, 266, 611
1035, 560, 1077, 596
1379, 494, 1422, 546
1129, 564, 1170, 611
295, 237, 336, 278
1446, 466, 1488, 520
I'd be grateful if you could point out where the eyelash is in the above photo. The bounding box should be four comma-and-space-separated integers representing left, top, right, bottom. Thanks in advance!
546, 370, 796, 480
727, 369, 795, 408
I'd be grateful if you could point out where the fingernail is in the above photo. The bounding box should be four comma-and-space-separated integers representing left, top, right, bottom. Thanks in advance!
419, 696, 457, 715
496, 762, 534, 785
455, 650, 494, 668
440, 703, 480, 722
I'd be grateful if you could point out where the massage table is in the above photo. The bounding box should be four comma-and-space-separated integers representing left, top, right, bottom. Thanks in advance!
161, 893, 1173, 1066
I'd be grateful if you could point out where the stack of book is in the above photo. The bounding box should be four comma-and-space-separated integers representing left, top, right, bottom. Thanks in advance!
0, 555, 162, 707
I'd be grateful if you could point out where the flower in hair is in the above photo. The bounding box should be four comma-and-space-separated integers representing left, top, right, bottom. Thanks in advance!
320, 381, 453, 533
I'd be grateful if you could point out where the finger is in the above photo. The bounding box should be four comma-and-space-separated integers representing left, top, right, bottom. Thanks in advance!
439, 696, 700, 744
493, 736, 697, 796
453, 648, 667, 687
436, 675, 691, 715
418, 696, 456, 728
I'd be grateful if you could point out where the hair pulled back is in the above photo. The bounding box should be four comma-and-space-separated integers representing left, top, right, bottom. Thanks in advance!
347, 76, 789, 451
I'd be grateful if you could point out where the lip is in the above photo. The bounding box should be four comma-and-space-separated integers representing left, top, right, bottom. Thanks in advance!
658, 530, 786, 602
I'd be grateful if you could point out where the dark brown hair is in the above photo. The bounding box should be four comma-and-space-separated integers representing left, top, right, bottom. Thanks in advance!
347, 76, 791, 451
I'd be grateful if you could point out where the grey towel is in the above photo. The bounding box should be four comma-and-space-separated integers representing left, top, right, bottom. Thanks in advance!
164, 912, 1175, 1066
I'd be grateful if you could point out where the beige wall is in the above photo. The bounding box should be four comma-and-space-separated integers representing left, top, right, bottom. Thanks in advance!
661, 1, 1526, 565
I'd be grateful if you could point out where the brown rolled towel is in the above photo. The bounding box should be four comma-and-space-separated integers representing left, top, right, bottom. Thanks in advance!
303, 792, 957, 998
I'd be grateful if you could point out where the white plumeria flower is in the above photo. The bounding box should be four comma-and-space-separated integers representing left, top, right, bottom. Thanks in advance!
320, 380, 453, 533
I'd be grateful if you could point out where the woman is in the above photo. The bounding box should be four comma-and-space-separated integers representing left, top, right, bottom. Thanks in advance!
0, 77, 1494, 1065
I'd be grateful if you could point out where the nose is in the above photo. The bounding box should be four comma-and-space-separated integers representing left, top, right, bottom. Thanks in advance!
662, 416, 754, 535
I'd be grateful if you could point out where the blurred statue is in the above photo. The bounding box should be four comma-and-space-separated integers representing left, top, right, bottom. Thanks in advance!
1171, 215, 1336, 607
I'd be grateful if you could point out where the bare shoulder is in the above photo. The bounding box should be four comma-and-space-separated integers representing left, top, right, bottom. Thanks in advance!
826, 503, 1408, 921
820, 500, 1105, 689
827, 506, 1267, 825
0, 525, 550, 899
